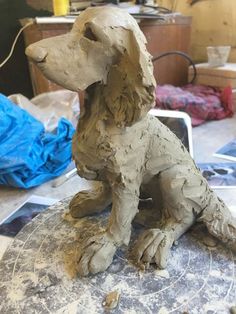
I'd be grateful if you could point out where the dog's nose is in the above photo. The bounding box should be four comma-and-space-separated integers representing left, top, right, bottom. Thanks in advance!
25, 45, 48, 62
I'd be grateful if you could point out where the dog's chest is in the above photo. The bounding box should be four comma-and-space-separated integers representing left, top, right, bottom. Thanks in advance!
72, 119, 115, 171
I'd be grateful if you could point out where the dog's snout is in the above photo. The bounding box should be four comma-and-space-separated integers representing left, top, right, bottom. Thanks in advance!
25, 46, 48, 63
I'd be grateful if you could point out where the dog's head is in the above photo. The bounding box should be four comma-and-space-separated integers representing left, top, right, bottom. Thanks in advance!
26, 7, 156, 126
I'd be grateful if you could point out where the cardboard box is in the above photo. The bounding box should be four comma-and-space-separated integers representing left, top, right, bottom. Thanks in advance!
189, 63, 236, 88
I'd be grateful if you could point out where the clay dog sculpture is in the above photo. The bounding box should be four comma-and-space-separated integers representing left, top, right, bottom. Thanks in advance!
26, 7, 236, 276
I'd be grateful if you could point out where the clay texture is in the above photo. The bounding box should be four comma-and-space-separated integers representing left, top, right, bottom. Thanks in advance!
26, 7, 236, 276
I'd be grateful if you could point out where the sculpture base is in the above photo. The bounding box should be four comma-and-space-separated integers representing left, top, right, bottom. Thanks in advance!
0, 198, 235, 313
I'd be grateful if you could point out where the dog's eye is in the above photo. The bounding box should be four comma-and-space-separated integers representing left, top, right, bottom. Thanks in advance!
84, 27, 97, 41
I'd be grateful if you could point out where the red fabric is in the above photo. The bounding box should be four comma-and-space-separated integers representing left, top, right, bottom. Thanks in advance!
155, 84, 233, 126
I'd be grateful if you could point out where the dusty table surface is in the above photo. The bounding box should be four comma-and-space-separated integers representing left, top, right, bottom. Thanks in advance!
0, 197, 235, 314
0, 175, 93, 259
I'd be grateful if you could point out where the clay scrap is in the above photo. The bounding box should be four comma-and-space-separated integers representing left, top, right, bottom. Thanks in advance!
103, 290, 120, 310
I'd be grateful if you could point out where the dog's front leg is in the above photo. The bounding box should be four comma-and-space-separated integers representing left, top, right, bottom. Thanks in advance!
76, 177, 140, 276
106, 182, 140, 246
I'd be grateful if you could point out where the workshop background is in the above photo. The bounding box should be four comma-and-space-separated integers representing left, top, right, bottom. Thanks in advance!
1, 0, 236, 97
159, 0, 236, 62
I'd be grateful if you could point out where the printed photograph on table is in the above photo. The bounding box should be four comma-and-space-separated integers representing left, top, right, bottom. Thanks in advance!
214, 138, 236, 161
0, 196, 58, 237
198, 162, 236, 188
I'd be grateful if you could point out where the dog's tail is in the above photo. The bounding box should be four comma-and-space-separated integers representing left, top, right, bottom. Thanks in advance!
198, 191, 236, 252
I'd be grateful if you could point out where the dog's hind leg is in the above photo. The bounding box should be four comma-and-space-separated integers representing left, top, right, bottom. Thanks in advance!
133, 166, 203, 269
199, 191, 236, 252
134, 178, 163, 228
69, 182, 111, 218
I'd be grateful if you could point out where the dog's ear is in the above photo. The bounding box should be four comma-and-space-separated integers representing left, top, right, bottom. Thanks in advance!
104, 27, 156, 127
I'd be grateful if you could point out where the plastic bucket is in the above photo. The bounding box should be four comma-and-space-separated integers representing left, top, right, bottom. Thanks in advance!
207, 46, 231, 67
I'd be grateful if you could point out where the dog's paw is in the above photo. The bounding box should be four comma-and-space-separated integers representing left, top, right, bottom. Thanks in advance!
76, 232, 117, 276
69, 190, 91, 218
132, 228, 174, 269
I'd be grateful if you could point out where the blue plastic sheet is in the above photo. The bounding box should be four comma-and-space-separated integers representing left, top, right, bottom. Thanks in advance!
0, 93, 75, 188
